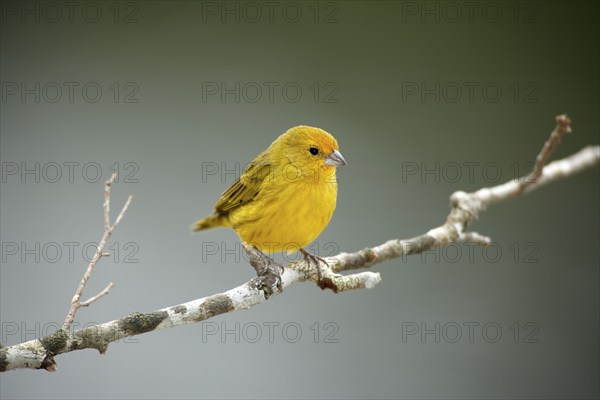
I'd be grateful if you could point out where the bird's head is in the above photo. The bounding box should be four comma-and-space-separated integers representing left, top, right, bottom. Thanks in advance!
275, 125, 347, 183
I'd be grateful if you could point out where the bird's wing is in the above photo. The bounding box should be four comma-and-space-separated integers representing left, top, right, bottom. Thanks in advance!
214, 157, 272, 214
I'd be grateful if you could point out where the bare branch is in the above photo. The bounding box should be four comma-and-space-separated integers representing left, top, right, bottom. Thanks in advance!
1, 115, 598, 373
103, 173, 116, 231
520, 114, 572, 192
62, 174, 132, 331
113, 195, 133, 228
80, 282, 115, 307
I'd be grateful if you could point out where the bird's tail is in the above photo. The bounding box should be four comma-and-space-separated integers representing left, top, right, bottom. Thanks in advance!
191, 214, 227, 232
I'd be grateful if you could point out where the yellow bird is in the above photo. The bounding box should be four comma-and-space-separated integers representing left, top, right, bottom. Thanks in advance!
193, 125, 346, 265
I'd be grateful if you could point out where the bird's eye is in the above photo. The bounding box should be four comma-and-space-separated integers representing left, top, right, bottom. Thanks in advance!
309, 147, 319, 156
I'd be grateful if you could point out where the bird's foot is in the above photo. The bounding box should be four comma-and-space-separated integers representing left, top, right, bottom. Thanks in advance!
256, 264, 284, 299
243, 243, 284, 299
299, 248, 331, 290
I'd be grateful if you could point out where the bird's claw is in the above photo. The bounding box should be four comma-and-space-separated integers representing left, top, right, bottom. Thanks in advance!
299, 248, 330, 289
253, 264, 283, 299
244, 243, 284, 299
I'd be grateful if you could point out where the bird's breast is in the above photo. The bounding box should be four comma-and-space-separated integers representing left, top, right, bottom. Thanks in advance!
232, 177, 338, 253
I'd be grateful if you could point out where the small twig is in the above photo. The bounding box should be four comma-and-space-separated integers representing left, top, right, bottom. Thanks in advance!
520, 114, 572, 191
62, 173, 132, 331
457, 232, 492, 246
103, 174, 114, 231
80, 282, 115, 307
113, 195, 133, 227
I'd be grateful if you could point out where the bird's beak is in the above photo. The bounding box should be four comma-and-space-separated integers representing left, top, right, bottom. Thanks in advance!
325, 150, 347, 167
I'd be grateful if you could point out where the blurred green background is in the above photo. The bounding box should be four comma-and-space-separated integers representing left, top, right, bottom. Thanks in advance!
1, 1, 598, 398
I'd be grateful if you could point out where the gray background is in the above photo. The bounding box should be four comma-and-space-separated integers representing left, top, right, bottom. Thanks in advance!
1, 1, 598, 399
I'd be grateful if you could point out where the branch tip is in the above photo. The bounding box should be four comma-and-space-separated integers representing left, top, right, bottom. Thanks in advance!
555, 114, 572, 133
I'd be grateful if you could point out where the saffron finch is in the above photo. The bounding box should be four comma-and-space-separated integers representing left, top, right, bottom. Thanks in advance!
193, 125, 346, 260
